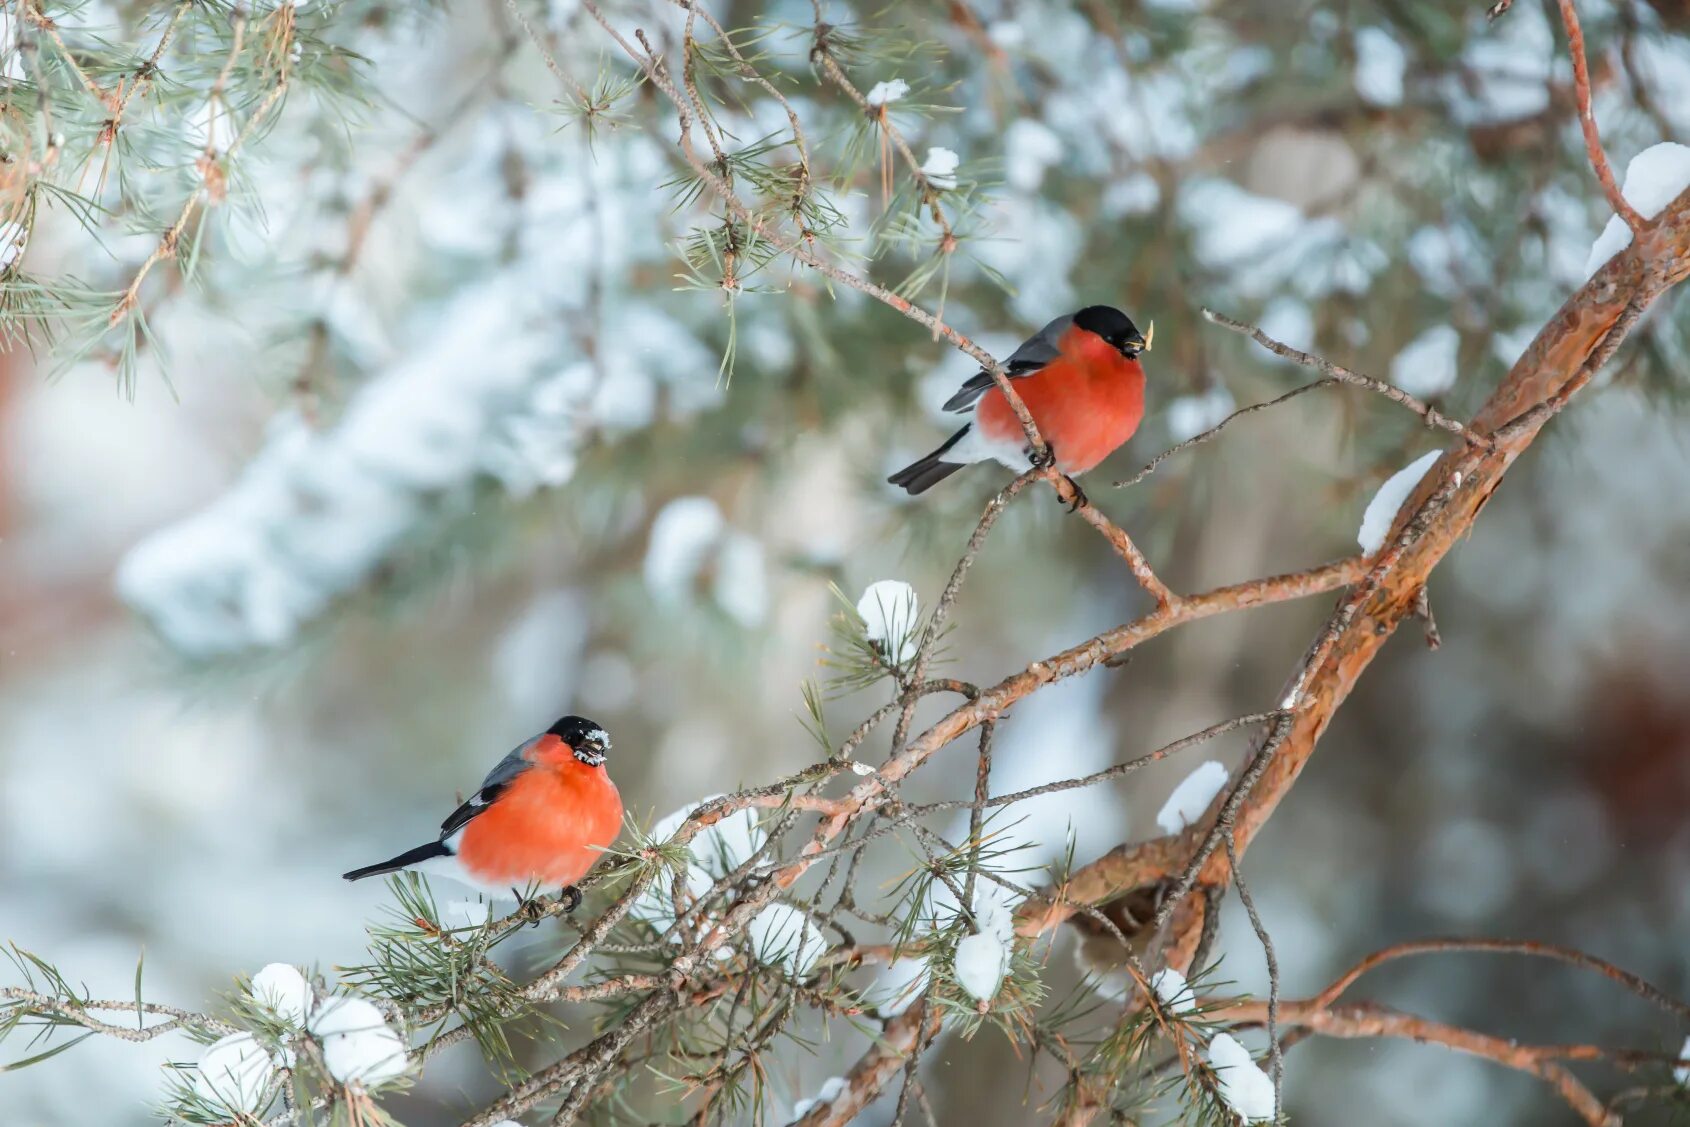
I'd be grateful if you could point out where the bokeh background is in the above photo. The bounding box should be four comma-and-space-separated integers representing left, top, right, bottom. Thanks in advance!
3, 0, 1690, 1123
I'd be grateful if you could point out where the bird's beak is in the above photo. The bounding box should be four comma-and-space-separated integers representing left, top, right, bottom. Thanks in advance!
586, 728, 612, 755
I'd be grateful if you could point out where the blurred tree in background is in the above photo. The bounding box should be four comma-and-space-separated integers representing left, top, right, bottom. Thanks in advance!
2, 0, 1690, 1124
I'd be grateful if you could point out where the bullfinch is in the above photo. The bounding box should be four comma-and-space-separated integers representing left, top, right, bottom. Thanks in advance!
343, 715, 623, 910
887, 305, 1151, 496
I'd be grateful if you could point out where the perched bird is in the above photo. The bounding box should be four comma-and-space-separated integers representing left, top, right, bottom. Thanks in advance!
887, 305, 1151, 499
343, 716, 622, 911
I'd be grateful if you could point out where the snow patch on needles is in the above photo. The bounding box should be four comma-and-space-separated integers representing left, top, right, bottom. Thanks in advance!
192, 1032, 278, 1113
1389, 325, 1460, 398
1357, 451, 1441, 555
1584, 143, 1690, 278
865, 957, 928, 1017
944, 880, 1022, 1002
115, 277, 644, 657
866, 79, 909, 106
1156, 760, 1228, 834
1353, 27, 1407, 107
856, 580, 921, 665
1150, 967, 1198, 1014
308, 997, 408, 1086
920, 147, 960, 190
1674, 1034, 1690, 1086
954, 930, 1008, 1001
746, 903, 826, 978
249, 964, 312, 1027
634, 796, 767, 933
788, 1076, 848, 1123
1206, 1033, 1277, 1121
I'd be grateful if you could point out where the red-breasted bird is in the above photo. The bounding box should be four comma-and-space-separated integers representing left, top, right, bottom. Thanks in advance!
887, 305, 1151, 497
343, 716, 622, 911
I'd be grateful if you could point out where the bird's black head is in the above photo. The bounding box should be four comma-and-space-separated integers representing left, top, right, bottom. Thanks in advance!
1073, 305, 1150, 359
548, 715, 612, 765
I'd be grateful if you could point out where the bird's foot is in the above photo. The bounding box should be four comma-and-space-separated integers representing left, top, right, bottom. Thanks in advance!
1060, 475, 1088, 512
559, 885, 583, 914
1027, 443, 1056, 471
513, 890, 546, 928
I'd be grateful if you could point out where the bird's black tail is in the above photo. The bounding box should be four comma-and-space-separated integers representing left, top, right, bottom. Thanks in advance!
343, 841, 450, 882
888, 426, 970, 495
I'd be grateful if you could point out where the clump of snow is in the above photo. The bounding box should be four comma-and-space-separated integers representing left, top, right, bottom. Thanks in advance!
1181, 178, 1305, 270
1674, 1034, 1690, 1086
954, 930, 1008, 1001
864, 957, 928, 1017
856, 580, 921, 665
866, 79, 909, 107
713, 532, 769, 628
1206, 1033, 1276, 1122
642, 497, 768, 627
643, 497, 724, 598
443, 899, 491, 930
1150, 967, 1198, 1014
1584, 142, 1690, 278
1389, 325, 1460, 398
788, 1076, 848, 1123
1353, 28, 1407, 107
308, 997, 408, 1086
1179, 177, 1369, 299
945, 880, 1022, 1003
746, 903, 827, 978
920, 147, 960, 191
191, 1032, 277, 1113
1101, 172, 1160, 217
1357, 451, 1441, 555
1156, 761, 1228, 835
249, 964, 312, 1027
1450, 3, 1552, 125
116, 276, 663, 657
970, 880, 1021, 943
633, 796, 768, 933
1004, 118, 1064, 192
1165, 385, 1236, 442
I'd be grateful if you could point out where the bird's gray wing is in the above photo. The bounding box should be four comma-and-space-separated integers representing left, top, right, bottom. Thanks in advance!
941, 314, 1074, 414
438, 736, 541, 841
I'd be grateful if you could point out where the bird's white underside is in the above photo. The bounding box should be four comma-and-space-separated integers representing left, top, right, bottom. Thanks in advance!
407, 852, 524, 901
401, 827, 521, 900
946, 423, 1033, 472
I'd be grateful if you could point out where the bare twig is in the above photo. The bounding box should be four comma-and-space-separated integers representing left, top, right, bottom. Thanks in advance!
1555, 0, 1645, 233
1201, 308, 1494, 448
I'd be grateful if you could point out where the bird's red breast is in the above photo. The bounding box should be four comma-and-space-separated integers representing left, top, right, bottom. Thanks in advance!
974, 323, 1145, 474
454, 737, 623, 888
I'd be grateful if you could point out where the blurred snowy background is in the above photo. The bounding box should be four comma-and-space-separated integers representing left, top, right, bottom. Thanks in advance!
3, 0, 1690, 1123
